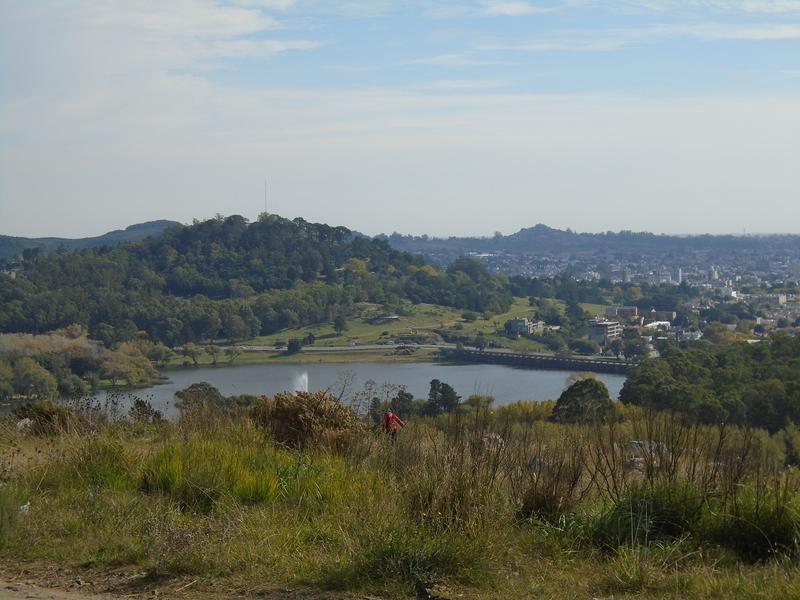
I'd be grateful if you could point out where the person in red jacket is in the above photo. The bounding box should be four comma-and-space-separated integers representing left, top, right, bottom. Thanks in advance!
381, 410, 405, 441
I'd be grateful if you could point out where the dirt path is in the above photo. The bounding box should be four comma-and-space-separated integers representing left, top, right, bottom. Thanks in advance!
0, 580, 382, 600
0, 564, 384, 600
0, 581, 114, 600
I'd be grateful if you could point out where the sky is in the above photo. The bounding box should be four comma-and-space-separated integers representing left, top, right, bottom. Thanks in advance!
1, 1, 799, 238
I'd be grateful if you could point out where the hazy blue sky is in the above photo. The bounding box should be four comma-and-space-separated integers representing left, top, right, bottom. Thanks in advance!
1, 1, 799, 238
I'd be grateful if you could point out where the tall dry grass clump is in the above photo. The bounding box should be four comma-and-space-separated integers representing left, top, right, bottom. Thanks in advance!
507, 422, 594, 520
376, 411, 509, 532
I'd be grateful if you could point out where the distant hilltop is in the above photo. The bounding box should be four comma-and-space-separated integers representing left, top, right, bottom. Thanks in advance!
4, 217, 797, 262
0, 220, 181, 259
379, 223, 800, 256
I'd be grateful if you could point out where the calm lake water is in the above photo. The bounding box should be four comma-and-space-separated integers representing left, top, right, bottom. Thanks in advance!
96, 361, 627, 419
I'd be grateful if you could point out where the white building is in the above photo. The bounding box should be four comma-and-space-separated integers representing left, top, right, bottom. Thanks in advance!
589, 320, 623, 345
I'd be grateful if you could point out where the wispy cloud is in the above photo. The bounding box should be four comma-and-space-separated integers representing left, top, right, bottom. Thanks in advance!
230, 0, 298, 10
402, 53, 511, 67
590, 0, 800, 14
697, 0, 800, 14
478, 22, 800, 54
424, 0, 564, 18
211, 38, 328, 59
84, 3, 282, 38
478, 37, 626, 52
426, 79, 510, 89
480, 1, 557, 16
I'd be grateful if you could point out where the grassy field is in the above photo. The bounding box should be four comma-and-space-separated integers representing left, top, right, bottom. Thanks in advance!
580, 302, 608, 318
241, 302, 464, 347
239, 297, 591, 354
2, 396, 800, 599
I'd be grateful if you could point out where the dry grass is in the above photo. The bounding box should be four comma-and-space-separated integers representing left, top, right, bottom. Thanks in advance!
1, 396, 800, 598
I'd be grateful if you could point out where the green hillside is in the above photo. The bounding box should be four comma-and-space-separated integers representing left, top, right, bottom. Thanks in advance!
0, 214, 513, 347
0, 220, 180, 259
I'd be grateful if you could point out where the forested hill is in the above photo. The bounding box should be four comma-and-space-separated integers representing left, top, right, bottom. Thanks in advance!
0, 220, 180, 259
382, 224, 799, 256
0, 214, 512, 346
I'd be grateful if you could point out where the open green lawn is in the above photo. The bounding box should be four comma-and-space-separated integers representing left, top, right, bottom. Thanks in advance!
580, 302, 608, 318
243, 302, 462, 347
240, 297, 581, 354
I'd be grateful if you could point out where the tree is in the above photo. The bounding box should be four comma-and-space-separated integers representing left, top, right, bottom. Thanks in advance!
145, 343, 173, 368
368, 396, 384, 425
101, 344, 155, 386
13, 357, 57, 399
427, 379, 443, 415
225, 346, 242, 364
440, 383, 461, 412
390, 388, 414, 415
334, 314, 347, 335
569, 338, 600, 355
286, 338, 303, 354
94, 323, 116, 348
206, 344, 222, 365
623, 338, 648, 361
426, 379, 461, 414
609, 338, 624, 358
551, 378, 613, 424
475, 332, 488, 350
223, 315, 250, 340
182, 342, 202, 365
565, 371, 597, 388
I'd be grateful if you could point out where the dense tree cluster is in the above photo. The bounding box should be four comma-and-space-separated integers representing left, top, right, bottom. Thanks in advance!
0, 215, 512, 346
620, 334, 800, 432
0, 332, 159, 400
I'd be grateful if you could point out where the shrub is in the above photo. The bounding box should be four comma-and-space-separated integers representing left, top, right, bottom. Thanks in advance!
31, 436, 138, 492
593, 483, 704, 548
141, 439, 282, 512
706, 490, 800, 561
174, 382, 226, 410
128, 398, 163, 423
250, 391, 365, 449
321, 523, 489, 589
495, 400, 555, 423
71, 437, 138, 491
139, 435, 361, 514
517, 446, 588, 522
11, 400, 83, 435
520, 487, 577, 522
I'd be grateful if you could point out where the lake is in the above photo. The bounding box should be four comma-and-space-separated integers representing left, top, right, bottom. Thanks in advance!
97, 361, 627, 418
